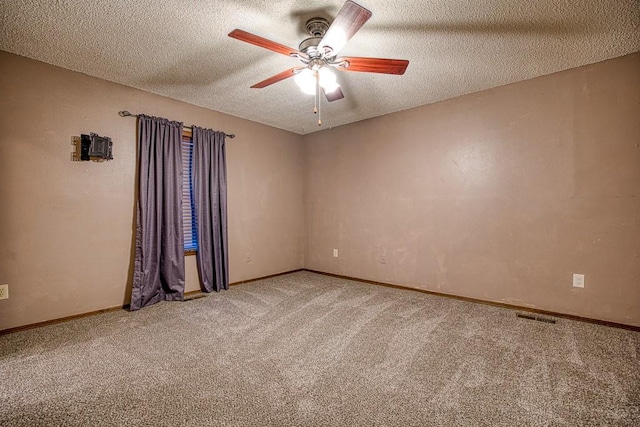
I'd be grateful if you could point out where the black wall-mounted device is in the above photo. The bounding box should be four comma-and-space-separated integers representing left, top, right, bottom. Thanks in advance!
72, 133, 113, 161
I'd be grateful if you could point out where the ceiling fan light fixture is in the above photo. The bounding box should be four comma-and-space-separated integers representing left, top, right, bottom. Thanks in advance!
294, 68, 316, 95
318, 67, 337, 88
295, 67, 340, 95
322, 82, 340, 94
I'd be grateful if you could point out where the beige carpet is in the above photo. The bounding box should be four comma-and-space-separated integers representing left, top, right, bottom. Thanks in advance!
1, 271, 638, 426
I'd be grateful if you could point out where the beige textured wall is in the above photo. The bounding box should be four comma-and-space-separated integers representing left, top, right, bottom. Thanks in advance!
0, 51, 304, 331
1, 51, 638, 331
304, 53, 640, 327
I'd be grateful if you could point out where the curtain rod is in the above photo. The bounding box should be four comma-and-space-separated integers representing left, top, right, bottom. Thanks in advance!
118, 111, 235, 138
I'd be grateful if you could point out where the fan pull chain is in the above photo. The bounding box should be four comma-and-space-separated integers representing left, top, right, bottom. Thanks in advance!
317, 71, 322, 126
313, 70, 318, 115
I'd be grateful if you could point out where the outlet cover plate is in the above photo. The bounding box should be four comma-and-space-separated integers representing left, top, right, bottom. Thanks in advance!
0, 284, 8, 300
573, 274, 585, 288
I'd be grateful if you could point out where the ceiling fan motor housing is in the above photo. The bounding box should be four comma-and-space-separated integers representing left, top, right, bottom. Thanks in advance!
298, 36, 323, 58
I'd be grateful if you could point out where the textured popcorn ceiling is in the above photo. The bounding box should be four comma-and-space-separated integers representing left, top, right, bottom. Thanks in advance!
1, 0, 639, 134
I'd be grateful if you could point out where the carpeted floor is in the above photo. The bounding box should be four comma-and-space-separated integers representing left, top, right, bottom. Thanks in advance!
1, 271, 638, 426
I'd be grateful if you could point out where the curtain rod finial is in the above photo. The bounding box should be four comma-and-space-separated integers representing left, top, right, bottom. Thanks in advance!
118, 111, 132, 117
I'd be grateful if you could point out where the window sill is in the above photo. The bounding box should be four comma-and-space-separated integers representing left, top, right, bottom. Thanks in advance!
185, 250, 197, 257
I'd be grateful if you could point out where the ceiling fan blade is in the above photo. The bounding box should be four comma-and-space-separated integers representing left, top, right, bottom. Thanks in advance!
229, 29, 302, 57
318, 1, 372, 56
324, 87, 345, 102
336, 57, 409, 75
251, 67, 303, 89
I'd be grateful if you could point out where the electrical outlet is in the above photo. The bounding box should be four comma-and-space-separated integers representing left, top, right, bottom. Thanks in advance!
0, 284, 8, 300
333, 249, 339, 258
573, 274, 585, 288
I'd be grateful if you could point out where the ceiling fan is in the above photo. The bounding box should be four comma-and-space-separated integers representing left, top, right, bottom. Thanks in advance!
228, 0, 409, 126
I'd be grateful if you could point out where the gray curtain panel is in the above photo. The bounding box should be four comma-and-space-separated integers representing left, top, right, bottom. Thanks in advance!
131, 115, 186, 311
192, 126, 229, 292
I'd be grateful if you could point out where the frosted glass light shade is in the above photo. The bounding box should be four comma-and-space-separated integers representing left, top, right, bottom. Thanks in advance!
318, 67, 339, 93
294, 69, 316, 95
294, 67, 340, 95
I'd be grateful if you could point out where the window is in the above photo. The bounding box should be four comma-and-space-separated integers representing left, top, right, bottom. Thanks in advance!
181, 133, 197, 253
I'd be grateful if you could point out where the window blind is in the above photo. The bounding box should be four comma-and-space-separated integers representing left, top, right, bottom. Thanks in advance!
181, 135, 198, 251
